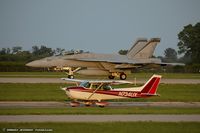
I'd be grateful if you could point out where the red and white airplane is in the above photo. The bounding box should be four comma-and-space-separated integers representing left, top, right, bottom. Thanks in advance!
61, 74, 161, 107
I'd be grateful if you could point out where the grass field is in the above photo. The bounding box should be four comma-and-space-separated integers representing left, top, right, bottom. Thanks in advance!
0, 83, 200, 102
0, 122, 199, 133
0, 72, 200, 79
0, 107, 200, 115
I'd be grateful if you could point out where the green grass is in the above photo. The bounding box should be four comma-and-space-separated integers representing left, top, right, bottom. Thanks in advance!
0, 72, 200, 79
0, 122, 199, 133
0, 107, 200, 115
0, 83, 200, 102
0, 72, 67, 78
0, 83, 67, 101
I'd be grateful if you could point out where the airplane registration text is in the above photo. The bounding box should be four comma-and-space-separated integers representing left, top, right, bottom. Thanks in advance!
118, 92, 137, 97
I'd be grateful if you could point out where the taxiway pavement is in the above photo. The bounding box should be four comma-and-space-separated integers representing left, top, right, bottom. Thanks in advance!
0, 115, 200, 122
0, 101, 200, 108
0, 77, 200, 84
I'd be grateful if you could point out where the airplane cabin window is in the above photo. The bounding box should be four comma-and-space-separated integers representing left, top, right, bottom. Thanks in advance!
80, 81, 90, 88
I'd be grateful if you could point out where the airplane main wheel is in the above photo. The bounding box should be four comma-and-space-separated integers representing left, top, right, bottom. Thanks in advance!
68, 75, 74, 79
96, 102, 109, 107
84, 101, 93, 107
108, 75, 115, 79
120, 73, 127, 80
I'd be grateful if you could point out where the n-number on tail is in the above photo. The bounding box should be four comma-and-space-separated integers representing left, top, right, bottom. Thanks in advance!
141, 75, 162, 95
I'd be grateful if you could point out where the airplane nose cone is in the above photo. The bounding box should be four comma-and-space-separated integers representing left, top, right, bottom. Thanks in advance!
26, 60, 42, 67
26, 61, 35, 67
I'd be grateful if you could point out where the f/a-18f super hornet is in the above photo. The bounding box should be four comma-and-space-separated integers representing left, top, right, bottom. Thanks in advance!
26, 38, 184, 80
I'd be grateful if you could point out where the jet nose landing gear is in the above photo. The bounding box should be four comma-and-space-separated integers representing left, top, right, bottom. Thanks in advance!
68, 75, 74, 79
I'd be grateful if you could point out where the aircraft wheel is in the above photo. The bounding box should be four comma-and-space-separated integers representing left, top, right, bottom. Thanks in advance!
120, 73, 127, 80
108, 75, 115, 79
96, 102, 109, 107
68, 75, 74, 79
70, 101, 80, 107
84, 101, 93, 106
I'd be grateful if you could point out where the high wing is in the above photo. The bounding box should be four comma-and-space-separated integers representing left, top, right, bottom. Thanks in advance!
61, 78, 132, 84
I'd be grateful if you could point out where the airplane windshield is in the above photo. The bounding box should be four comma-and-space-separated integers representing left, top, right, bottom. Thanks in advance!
79, 81, 113, 90
80, 81, 90, 88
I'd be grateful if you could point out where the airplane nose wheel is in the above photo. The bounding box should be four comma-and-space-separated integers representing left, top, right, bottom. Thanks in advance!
69, 101, 80, 107
68, 75, 74, 79
120, 73, 127, 80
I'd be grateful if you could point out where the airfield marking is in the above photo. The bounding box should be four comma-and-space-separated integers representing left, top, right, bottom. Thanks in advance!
0, 101, 200, 108
0, 115, 200, 122
0, 77, 200, 84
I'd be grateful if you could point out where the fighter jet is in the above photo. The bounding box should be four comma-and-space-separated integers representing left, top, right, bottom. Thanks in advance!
26, 38, 184, 80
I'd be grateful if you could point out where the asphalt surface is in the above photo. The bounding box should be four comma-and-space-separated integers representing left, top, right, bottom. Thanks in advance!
0, 101, 200, 108
0, 115, 200, 122
0, 77, 200, 84
0, 77, 199, 123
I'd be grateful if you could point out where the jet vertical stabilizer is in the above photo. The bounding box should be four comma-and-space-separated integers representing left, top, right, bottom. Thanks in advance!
127, 38, 148, 59
132, 38, 160, 59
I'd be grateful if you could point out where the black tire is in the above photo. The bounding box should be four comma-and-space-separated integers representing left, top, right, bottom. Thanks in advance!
108, 75, 115, 79
68, 75, 74, 79
120, 73, 127, 80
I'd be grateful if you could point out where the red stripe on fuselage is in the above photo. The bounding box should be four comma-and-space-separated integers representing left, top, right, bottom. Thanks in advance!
67, 87, 146, 98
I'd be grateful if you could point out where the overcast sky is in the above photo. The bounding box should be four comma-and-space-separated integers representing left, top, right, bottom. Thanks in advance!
0, 0, 200, 56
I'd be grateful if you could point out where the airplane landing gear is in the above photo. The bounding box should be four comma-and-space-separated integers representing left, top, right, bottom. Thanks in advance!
95, 102, 109, 107
120, 73, 127, 80
84, 101, 93, 107
66, 67, 81, 79
70, 101, 80, 107
110, 72, 127, 80
68, 75, 74, 79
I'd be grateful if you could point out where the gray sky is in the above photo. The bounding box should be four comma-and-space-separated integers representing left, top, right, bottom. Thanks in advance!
0, 0, 200, 56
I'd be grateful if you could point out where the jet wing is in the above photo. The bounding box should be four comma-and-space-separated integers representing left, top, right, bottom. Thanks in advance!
114, 62, 185, 69
158, 62, 185, 66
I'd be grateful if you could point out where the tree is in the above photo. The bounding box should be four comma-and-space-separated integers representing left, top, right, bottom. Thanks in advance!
164, 48, 177, 62
178, 22, 200, 63
32, 45, 54, 58
118, 49, 128, 55
32, 46, 39, 55
6, 48, 11, 54
55, 48, 65, 55
12, 46, 22, 54
0, 48, 6, 55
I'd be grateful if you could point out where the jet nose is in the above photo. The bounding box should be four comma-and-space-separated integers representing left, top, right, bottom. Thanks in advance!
26, 61, 36, 67
26, 60, 41, 67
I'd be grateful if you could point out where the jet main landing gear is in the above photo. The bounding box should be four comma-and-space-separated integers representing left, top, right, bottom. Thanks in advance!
120, 73, 127, 80
108, 72, 127, 80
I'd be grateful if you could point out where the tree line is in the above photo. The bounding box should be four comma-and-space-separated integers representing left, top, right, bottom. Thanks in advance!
0, 45, 65, 62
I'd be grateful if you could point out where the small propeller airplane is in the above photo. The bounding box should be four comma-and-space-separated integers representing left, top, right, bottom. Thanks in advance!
61, 74, 162, 107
